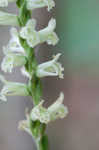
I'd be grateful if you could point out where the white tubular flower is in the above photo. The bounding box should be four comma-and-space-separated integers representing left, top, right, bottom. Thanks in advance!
20, 19, 40, 48
38, 18, 59, 46
36, 53, 64, 79
1, 52, 27, 73
48, 93, 68, 121
0, 11, 18, 26
0, 75, 29, 101
8, 28, 25, 54
26, 0, 55, 11
20, 18, 59, 48
30, 92, 68, 124
0, 0, 16, 7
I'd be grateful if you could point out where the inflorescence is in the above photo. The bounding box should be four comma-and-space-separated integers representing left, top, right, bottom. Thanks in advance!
0, 0, 68, 149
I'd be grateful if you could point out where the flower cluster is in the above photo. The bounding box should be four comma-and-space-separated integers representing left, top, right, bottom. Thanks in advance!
0, 0, 68, 149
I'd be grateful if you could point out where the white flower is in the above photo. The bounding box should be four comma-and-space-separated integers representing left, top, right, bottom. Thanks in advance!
1, 51, 27, 73
0, 11, 18, 26
26, 0, 55, 11
36, 53, 64, 79
31, 100, 50, 123
20, 19, 40, 48
1, 28, 26, 73
38, 18, 59, 46
30, 92, 68, 124
20, 18, 59, 48
8, 28, 25, 54
0, 75, 29, 101
0, 0, 16, 7
48, 93, 68, 121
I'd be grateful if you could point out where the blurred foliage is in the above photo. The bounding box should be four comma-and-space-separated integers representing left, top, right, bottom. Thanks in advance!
56, 0, 99, 73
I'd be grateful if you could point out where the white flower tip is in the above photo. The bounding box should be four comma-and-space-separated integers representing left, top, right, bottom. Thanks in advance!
27, 19, 36, 28
47, 0, 55, 11
59, 92, 64, 102
53, 53, 61, 61
58, 92, 69, 118
47, 32, 59, 46
48, 18, 56, 30
52, 53, 64, 79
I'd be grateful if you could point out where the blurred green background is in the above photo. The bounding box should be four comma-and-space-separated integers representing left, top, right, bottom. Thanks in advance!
0, 0, 99, 150
57, 0, 99, 74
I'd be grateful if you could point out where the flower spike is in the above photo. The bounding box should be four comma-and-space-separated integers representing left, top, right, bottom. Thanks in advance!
26, 0, 55, 11
0, 75, 29, 101
20, 18, 59, 48
36, 53, 64, 79
30, 92, 68, 124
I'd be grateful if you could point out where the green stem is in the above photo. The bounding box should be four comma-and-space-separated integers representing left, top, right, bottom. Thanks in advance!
16, 0, 49, 149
